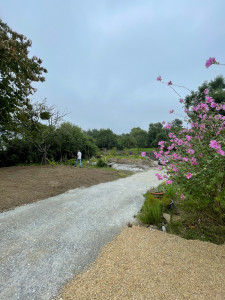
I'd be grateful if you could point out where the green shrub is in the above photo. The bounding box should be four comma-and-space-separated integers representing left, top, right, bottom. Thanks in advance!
96, 158, 108, 167
64, 159, 76, 165
47, 158, 56, 165
137, 193, 163, 225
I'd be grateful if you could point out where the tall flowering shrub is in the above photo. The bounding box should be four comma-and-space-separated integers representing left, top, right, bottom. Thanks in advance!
155, 58, 225, 217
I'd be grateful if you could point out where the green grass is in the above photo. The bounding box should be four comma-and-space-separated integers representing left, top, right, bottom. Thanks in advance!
129, 148, 155, 152
137, 182, 225, 245
164, 185, 225, 245
137, 192, 165, 225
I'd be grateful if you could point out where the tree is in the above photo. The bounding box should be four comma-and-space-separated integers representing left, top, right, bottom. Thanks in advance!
54, 123, 98, 161
185, 76, 225, 108
130, 127, 148, 149
19, 100, 65, 164
0, 18, 47, 133
86, 129, 117, 150
148, 122, 168, 148
118, 133, 136, 149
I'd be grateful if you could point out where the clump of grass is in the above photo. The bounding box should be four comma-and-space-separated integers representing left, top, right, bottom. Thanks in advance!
137, 193, 163, 225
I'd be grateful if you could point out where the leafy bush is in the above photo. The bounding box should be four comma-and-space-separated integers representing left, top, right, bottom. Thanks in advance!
96, 158, 108, 167
155, 58, 225, 222
63, 159, 76, 165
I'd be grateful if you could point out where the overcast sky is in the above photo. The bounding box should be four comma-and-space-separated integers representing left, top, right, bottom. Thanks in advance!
1, 0, 225, 134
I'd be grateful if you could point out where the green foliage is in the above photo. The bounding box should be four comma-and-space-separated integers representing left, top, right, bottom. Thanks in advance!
137, 193, 164, 225
129, 147, 155, 153
164, 183, 177, 198
148, 122, 169, 147
0, 137, 41, 167
109, 147, 117, 156
63, 159, 76, 165
161, 183, 225, 244
96, 158, 108, 167
46, 158, 56, 165
118, 134, 136, 149
0, 18, 47, 133
86, 128, 118, 150
185, 75, 225, 109
130, 127, 148, 149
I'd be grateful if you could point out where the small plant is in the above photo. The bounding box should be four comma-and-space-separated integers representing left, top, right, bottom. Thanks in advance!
150, 182, 167, 193
64, 159, 76, 165
96, 158, 108, 167
47, 158, 56, 165
137, 193, 163, 225
109, 147, 117, 156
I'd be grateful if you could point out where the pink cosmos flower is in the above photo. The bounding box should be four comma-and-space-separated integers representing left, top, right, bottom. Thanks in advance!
180, 194, 185, 200
217, 149, 225, 156
205, 57, 217, 68
184, 108, 189, 113
211, 102, 217, 108
173, 153, 178, 159
164, 123, 172, 129
169, 109, 174, 114
179, 98, 184, 103
158, 166, 162, 170
206, 96, 213, 103
186, 135, 192, 141
191, 157, 198, 166
204, 88, 209, 95
155, 173, 163, 180
157, 75, 162, 81
173, 166, 178, 172
141, 152, 146, 157
187, 149, 195, 155
182, 157, 188, 162
158, 141, 165, 146
209, 140, 221, 149
168, 144, 175, 151
186, 173, 192, 179
165, 180, 172, 185
162, 121, 165, 125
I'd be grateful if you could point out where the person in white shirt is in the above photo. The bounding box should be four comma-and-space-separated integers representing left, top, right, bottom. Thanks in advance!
74, 150, 82, 167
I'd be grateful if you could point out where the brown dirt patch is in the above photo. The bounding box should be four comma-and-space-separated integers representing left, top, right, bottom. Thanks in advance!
58, 226, 225, 300
0, 165, 130, 213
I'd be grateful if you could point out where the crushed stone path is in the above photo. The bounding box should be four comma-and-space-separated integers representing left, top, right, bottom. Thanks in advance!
59, 226, 225, 300
0, 167, 163, 300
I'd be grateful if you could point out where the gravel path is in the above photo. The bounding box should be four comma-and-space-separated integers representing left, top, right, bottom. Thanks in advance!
60, 226, 225, 300
0, 167, 162, 300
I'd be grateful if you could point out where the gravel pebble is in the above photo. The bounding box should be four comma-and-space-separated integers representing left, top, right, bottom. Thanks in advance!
59, 226, 225, 300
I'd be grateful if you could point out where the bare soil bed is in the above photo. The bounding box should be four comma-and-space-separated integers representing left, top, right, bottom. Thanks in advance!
0, 165, 130, 213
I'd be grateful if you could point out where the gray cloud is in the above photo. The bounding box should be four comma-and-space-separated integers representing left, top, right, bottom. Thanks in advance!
1, 0, 225, 133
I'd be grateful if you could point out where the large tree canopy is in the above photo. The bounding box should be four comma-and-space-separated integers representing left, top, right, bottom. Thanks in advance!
0, 18, 47, 132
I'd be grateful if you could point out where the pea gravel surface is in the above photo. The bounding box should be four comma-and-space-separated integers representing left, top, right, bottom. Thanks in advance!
0, 167, 164, 300
59, 226, 225, 300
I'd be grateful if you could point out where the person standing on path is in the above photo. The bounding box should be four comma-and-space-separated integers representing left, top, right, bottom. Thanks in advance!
75, 150, 82, 167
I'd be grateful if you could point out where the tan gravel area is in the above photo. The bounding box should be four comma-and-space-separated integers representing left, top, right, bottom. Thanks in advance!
58, 226, 225, 300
